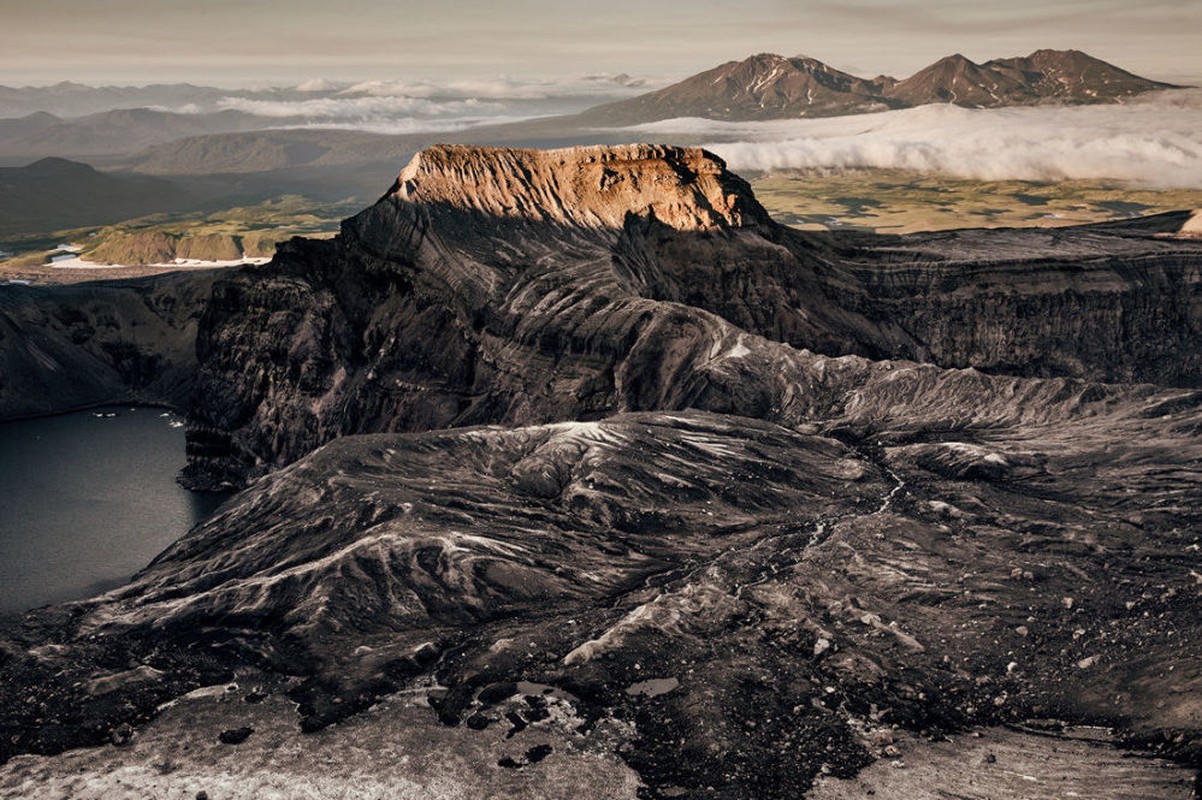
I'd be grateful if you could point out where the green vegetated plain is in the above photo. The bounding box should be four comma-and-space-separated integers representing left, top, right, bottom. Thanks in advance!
749, 168, 1202, 233
0, 195, 356, 284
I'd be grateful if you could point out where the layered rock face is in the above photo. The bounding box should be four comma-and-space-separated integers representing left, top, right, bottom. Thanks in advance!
3, 144, 1202, 798
182, 144, 1202, 489
385, 143, 770, 232
0, 271, 217, 418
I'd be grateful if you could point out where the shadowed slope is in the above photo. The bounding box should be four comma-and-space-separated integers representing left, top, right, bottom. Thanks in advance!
182, 144, 1202, 489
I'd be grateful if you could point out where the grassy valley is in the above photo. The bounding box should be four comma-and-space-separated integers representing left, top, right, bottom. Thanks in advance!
0, 195, 355, 284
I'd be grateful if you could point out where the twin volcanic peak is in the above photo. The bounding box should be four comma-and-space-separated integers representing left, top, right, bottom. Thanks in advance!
578, 48, 1182, 123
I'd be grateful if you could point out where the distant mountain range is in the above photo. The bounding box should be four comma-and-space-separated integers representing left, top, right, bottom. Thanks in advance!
0, 108, 277, 161
576, 49, 1184, 124
0, 82, 246, 119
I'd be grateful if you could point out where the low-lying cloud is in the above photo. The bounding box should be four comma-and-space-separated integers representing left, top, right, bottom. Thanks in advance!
624, 90, 1202, 188
205, 72, 657, 133
216, 95, 499, 120
338, 73, 652, 101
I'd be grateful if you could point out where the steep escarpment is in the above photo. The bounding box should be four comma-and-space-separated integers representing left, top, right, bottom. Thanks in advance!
631, 220, 1202, 383
183, 144, 1202, 489
182, 145, 775, 488
0, 271, 218, 418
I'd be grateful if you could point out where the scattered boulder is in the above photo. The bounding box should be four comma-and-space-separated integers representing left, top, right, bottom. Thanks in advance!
218, 727, 254, 745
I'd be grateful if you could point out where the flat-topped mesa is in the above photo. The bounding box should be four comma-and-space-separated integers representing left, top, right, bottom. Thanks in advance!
378, 143, 771, 232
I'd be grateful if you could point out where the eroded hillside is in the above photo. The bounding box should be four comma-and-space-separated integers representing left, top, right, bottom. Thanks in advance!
1, 144, 1200, 799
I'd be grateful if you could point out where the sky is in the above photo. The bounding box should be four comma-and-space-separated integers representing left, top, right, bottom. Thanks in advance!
2, 0, 1200, 88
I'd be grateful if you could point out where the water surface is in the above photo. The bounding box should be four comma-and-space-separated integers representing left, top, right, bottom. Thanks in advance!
0, 407, 226, 616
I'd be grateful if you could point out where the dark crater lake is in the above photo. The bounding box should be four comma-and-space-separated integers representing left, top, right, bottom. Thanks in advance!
0, 407, 227, 616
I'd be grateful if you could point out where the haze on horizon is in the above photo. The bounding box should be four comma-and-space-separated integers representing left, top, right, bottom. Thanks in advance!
2, 0, 1200, 88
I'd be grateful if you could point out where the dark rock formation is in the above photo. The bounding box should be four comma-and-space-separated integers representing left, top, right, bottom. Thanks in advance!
0, 271, 218, 418
1, 143, 1201, 798
181, 144, 1202, 489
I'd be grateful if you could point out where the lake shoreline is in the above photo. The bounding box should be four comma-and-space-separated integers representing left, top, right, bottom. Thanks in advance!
0, 407, 231, 615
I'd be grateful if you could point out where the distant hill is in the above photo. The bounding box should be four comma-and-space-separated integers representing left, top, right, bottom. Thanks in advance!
574, 53, 904, 125
977, 49, 1177, 102
124, 129, 389, 175
0, 107, 280, 161
0, 82, 250, 119
577, 49, 1184, 124
0, 157, 190, 238
883, 53, 1036, 107
886, 49, 1178, 107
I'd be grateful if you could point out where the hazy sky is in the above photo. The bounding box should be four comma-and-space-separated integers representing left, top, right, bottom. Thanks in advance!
3, 0, 1200, 87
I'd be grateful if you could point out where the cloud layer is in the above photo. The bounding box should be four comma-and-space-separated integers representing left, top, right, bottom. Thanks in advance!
201, 74, 656, 133
624, 90, 1202, 188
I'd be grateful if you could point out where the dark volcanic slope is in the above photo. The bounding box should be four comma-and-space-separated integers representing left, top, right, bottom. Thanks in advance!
1, 144, 1201, 798
576, 49, 1182, 124
5, 383, 1201, 796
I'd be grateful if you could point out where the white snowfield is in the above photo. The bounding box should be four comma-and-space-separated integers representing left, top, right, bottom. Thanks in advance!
49, 255, 272, 270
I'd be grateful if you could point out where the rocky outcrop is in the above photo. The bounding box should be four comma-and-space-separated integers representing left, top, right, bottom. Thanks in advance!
384, 143, 769, 232
1178, 209, 1202, 238
0, 271, 218, 418
182, 144, 1202, 489
84, 232, 245, 265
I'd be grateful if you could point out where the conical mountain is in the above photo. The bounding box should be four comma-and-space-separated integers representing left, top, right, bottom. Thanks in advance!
983, 48, 1180, 102
575, 53, 900, 124
882, 53, 1037, 107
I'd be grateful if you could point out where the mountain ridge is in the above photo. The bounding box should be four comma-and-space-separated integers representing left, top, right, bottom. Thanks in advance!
177, 144, 1202, 489
576, 48, 1184, 124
